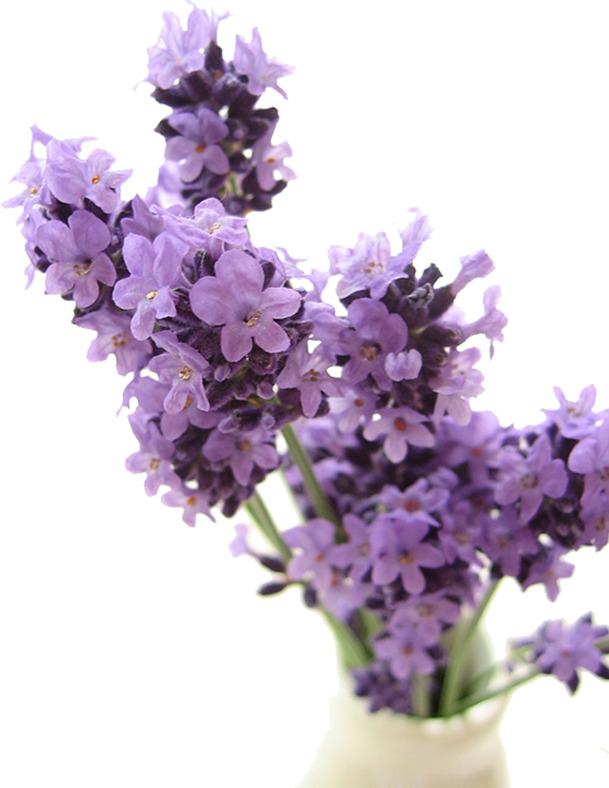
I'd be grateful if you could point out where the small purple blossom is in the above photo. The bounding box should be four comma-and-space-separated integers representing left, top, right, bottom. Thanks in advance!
189, 249, 301, 362
74, 307, 152, 375
233, 27, 294, 98
112, 231, 189, 340
36, 210, 115, 308
165, 107, 230, 181
495, 434, 568, 522
203, 423, 278, 486
363, 406, 435, 463
276, 342, 343, 417
149, 330, 210, 413
370, 513, 445, 594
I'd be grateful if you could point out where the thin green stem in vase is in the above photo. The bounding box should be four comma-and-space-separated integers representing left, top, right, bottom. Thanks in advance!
438, 579, 501, 717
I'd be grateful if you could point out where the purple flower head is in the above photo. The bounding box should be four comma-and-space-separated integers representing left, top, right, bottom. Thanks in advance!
125, 417, 181, 496
481, 506, 540, 578
251, 133, 296, 191
579, 495, 609, 551
495, 434, 568, 522
339, 299, 408, 391
46, 139, 131, 213
363, 406, 435, 463
521, 545, 574, 601
160, 198, 249, 257
328, 513, 374, 581
440, 410, 502, 485
389, 590, 461, 642
329, 231, 409, 300
329, 386, 378, 433
374, 626, 437, 681
543, 385, 599, 439
430, 347, 485, 425
396, 208, 432, 264
74, 307, 152, 375
233, 27, 294, 98
276, 341, 343, 417
35, 210, 115, 308
283, 518, 336, 590
147, 7, 228, 89
526, 615, 609, 693
149, 330, 210, 414
450, 250, 494, 295
112, 231, 189, 340
568, 418, 609, 506
378, 479, 447, 527
202, 422, 278, 486
165, 107, 230, 181
161, 484, 214, 526
189, 249, 301, 362
370, 512, 445, 594
121, 195, 165, 241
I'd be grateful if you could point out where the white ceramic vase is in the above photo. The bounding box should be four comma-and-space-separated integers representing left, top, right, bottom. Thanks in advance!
297, 675, 510, 788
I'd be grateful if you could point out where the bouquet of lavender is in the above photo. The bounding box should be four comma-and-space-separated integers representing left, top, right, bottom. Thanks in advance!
6, 4, 609, 729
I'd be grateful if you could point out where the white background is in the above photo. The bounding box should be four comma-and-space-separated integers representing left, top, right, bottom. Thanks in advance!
2, 1, 609, 785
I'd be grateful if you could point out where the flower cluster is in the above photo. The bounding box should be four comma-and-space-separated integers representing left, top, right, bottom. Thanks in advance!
147, 6, 294, 215
8, 4, 609, 720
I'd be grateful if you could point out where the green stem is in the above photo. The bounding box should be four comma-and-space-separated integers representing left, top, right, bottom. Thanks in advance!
318, 608, 373, 669
244, 489, 292, 563
281, 422, 340, 527
438, 579, 501, 717
449, 667, 540, 716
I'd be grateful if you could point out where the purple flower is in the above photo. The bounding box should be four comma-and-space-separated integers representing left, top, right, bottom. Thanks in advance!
568, 418, 609, 506
233, 27, 294, 98
46, 140, 131, 213
146, 7, 227, 89
521, 545, 574, 601
329, 231, 408, 299
339, 299, 408, 391
374, 627, 437, 681
481, 506, 540, 578
202, 423, 278, 486
36, 211, 115, 308
251, 134, 296, 191
526, 616, 609, 692
378, 479, 447, 526
160, 198, 249, 257
161, 484, 214, 526
283, 518, 336, 590
389, 591, 461, 642
449, 250, 494, 295
495, 434, 568, 521
189, 249, 301, 362
430, 347, 485, 425
112, 231, 189, 340
74, 307, 152, 375
165, 108, 230, 181
125, 417, 181, 496
149, 331, 210, 414
276, 341, 343, 417
543, 385, 599, 439
370, 513, 445, 594
363, 406, 435, 463
328, 513, 374, 581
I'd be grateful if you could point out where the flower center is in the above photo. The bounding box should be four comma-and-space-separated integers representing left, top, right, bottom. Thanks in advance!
521, 472, 538, 489
146, 290, 158, 300
404, 499, 420, 512
236, 437, 253, 452
111, 333, 129, 348
195, 144, 207, 153
149, 458, 161, 471
185, 495, 197, 506
394, 417, 407, 432
363, 260, 384, 278
91, 174, 100, 184
179, 365, 193, 381
207, 221, 221, 234
244, 309, 262, 327
399, 551, 414, 565
73, 261, 93, 276
303, 368, 320, 383
360, 342, 381, 361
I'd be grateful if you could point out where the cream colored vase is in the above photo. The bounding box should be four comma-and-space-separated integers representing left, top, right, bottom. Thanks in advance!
297, 677, 510, 788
